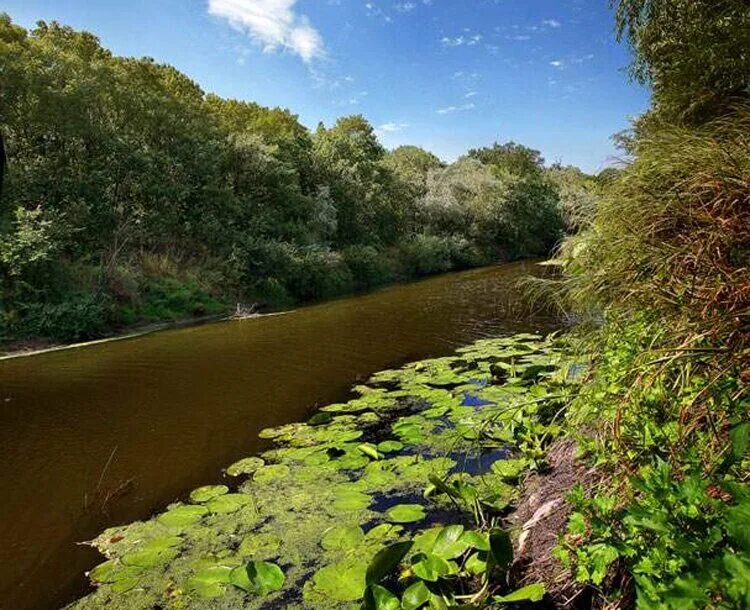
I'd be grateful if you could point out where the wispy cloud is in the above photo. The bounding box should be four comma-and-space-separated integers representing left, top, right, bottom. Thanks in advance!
542, 19, 561, 28
436, 103, 475, 115
208, 0, 324, 63
377, 121, 409, 133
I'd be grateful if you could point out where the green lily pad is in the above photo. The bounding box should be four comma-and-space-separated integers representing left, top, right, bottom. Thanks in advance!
158, 504, 209, 528
321, 524, 365, 551
206, 493, 251, 514
190, 485, 229, 503
187, 565, 233, 598
332, 489, 371, 512
312, 559, 368, 601
253, 464, 290, 484
121, 537, 181, 568
226, 457, 265, 476
385, 504, 426, 523
377, 440, 404, 453
230, 561, 285, 595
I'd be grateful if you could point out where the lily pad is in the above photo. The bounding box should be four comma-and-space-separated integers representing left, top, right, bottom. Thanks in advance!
226, 457, 265, 476
158, 504, 209, 528
377, 440, 404, 453
385, 504, 426, 523
230, 561, 285, 595
190, 485, 229, 503
187, 565, 233, 598
312, 559, 368, 601
206, 493, 251, 514
253, 464, 290, 484
332, 489, 371, 512
321, 524, 365, 551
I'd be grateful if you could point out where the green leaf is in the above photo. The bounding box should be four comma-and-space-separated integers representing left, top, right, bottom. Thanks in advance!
358, 443, 383, 460
730, 423, 750, 461
366, 541, 413, 585
402, 580, 431, 610
188, 566, 232, 598
230, 561, 285, 595
465, 552, 487, 576
332, 489, 371, 512
158, 504, 209, 528
377, 440, 404, 453
226, 457, 265, 476
432, 525, 470, 559
412, 553, 452, 582
321, 524, 365, 551
364, 584, 401, 610
313, 559, 368, 601
385, 504, 426, 523
726, 502, 750, 552
494, 583, 546, 603
189, 485, 228, 503
461, 531, 489, 552
206, 493, 251, 514
488, 529, 513, 568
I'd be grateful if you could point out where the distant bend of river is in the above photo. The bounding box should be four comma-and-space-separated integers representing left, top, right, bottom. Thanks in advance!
0, 261, 556, 610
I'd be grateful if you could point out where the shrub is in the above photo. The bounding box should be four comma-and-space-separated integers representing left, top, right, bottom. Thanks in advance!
341, 245, 392, 290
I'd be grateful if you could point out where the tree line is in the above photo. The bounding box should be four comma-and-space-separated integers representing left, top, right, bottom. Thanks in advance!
0, 15, 598, 344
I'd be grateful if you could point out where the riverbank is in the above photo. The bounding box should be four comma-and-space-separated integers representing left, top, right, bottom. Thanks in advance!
67, 332, 581, 609
0, 261, 538, 360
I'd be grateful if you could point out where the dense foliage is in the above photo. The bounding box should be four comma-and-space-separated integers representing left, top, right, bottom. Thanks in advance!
0, 15, 574, 346
552, 1, 750, 608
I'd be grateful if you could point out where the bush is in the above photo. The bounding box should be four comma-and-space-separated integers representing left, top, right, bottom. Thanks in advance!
287, 249, 354, 301
13, 293, 112, 342
341, 245, 392, 290
397, 234, 454, 277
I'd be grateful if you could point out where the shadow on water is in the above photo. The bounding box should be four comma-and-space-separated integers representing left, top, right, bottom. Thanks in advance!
0, 261, 555, 610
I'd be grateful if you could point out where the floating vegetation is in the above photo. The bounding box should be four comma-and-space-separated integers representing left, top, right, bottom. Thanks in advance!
70, 333, 581, 610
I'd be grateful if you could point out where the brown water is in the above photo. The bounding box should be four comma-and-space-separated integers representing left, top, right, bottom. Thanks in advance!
0, 262, 554, 610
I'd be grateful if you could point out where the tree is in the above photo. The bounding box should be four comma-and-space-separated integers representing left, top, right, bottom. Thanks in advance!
467, 141, 544, 177
613, 0, 750, 124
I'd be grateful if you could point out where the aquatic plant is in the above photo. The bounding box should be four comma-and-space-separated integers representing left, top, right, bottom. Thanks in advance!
70, 333, 580, 610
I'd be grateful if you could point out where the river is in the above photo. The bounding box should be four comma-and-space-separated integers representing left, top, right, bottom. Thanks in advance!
0, 262, 555, 610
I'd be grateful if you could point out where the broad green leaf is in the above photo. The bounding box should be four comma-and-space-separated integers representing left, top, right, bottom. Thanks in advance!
188, 566, 232, 598
226, 457, 264, 476
494, 583, 546, 603
158, 504, 209, 528
321, 524, 365, 551
402, 580, 431, 610
206, 493, 250, 514
412, 553, 452, 582
230, 561, 285, 595
364, 584, 401, 610
385, 504, 426, 523
313, 559, 368, 601
366, 541, 413, 585
432, 525, 470, 559
189, 485, 228, 503
377, 440, 404, 453
332, 489, 371, 512
461, 531, 489, 552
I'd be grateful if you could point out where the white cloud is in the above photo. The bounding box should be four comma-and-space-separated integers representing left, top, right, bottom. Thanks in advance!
542, 19, 561, 28
436, 103, 475, 114
208, 0, 324, 63
377, 122, 409, 133
549, 60, 564, 68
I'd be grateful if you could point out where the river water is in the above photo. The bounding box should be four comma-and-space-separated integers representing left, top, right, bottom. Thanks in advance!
0, 262, 555, 610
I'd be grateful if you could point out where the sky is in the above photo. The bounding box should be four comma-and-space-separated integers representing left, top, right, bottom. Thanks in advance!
3, 0, 650, 173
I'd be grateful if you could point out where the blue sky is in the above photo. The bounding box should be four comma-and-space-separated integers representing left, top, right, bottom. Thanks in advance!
4, 0, 650, 172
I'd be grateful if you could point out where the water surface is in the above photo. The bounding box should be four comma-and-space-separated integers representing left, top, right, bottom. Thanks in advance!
0, 262, 554, 610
